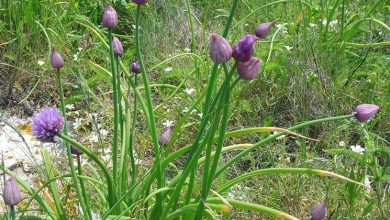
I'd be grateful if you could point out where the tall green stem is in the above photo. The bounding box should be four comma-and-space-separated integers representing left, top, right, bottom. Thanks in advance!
108, 30, 120, 183
56, 70, 90, 220
57, 133, 117, 212
134, 5, 164, 216
129, 75, 138, 186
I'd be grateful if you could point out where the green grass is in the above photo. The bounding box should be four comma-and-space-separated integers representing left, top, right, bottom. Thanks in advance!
0, 0, 389, 219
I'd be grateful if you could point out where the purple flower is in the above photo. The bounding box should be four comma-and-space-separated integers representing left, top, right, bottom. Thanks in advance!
355, 104, 380, 122
255, 21, 275, 39
71, 146, 83, 156
131, 60, 141, 74
3, 177, 21, 207
32, 108, 64, 142
237, 57, 261, 80
209, 34, 232, 64
112, 37, 123, 56
133, 0, 149, 5
102, 5, 118, 29
50, 49, 64, 69
232, 34, 258, 62
159, 128, 172, 146
310, 203, 326, 220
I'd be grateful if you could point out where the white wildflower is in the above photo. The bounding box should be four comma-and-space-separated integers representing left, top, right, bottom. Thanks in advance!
322, 19, 327, 26
73, 118, 83, 130
197, 112, 203, 118
100, 129, 109, 136
350, 145, 365, 154
284, 46, 293, 51
78, 47, 83, 52
73, 53, 78, 61
364, 176, 372, 190
163, 120, 174, 128
184, 87, 196, 95
183, 107, 190, 113
164, 67, 173, 72
275, 23, 288, 34
65, 104, 75, 110
184, 48, 191, 52
37, 60, 45, 66
89, 133, 99, 143
309, 23, 317, 28
329, 20, 338, 28
339, 141, 345, 147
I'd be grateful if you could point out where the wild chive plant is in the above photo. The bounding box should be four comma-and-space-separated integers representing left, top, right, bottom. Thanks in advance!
1, 1, 384, 219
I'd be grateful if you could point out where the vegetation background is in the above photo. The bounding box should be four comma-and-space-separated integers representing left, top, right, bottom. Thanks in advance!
0, 0, 389, 219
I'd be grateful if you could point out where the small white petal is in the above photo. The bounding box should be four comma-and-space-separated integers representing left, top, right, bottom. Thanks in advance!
37, 60, 45, 66
164, 67, 173, 72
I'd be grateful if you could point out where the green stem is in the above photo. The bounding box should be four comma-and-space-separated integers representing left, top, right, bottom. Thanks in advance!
135, 5, 164, 216
77, 155, 92, 219
56, 70, 89, 220
215, 114, 355, 177
57, 133, 117, 211
10, 206, 15, 220
108, 30, 120, 183
129, 75, 138, 186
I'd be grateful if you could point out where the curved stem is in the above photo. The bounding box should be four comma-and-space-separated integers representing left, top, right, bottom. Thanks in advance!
215, 114, 355, 177
56, 70, 89, 220
57, 133, 117, 210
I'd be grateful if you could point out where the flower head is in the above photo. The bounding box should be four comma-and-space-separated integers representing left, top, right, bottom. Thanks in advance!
355, 104, 379, 122
71, 146, 83, 156
209, 34, 232, 64
133, 0, 149, 5
3, 177, 21, 207
232, 34, 258, 62
350, 145, 365, 154
50, 49, 64, 69
32, 108, 64, 142
237, 57, 261, 80
159, 128, 172, 146
102, 5, 118, 29
112, 37, 123, 56
131, 60, 141, 74
310, 203, 326, 220
255, 21, 275, 39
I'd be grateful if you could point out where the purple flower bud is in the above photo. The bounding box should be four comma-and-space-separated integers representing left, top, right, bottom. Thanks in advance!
237, 57, 261, 80
209, 34, 232, 64
131, 60, 141, 74
102, 5, 118, 29
31, 108, 64, 142
133, 0, 149, 5
232, 34, 258, 62
71, 146, 83, 156
255, 21, 275, 39
355, 104, 379, 122
310, 203, 326, 220
112, 37, 123, 56
50, 49, 64, 69
159, 128, 172, 146
3, 177, 21, 207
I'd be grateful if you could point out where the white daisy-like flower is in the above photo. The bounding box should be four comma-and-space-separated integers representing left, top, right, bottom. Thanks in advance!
164, 67, 173, 72
100, 129, 109, 136
364, 176, 372, 189
184, 87, 196, 95
163, 120, 174, 128
275, 23, 288, 34
329, 20, 338, 28
73, 118, 83, 130
183, 107, 190, 113
89, 133, 99, 143
37, 60, 45, 66
65, 104, 75, 110
339, 141, 345, 147
284, 46, 293, 51
350, 145, 365, 154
